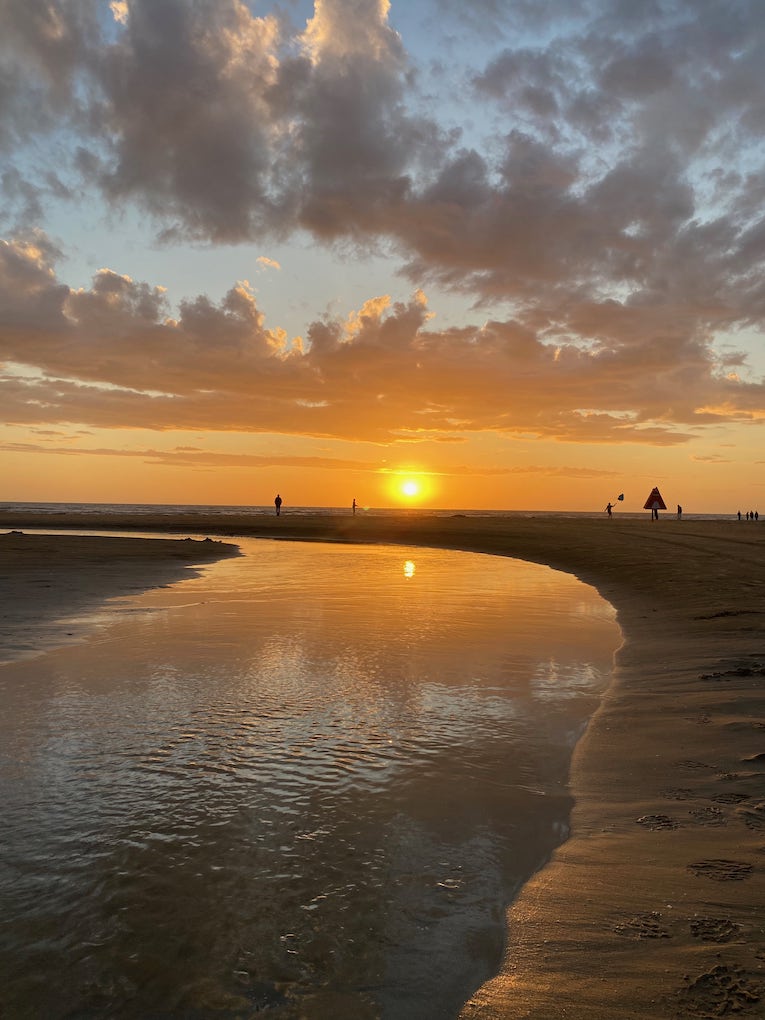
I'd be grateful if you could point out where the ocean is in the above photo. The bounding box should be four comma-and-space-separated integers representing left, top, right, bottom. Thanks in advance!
0, 500, 735, 522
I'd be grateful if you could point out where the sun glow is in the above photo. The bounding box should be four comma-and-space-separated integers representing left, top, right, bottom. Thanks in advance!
391, 474, 430, 504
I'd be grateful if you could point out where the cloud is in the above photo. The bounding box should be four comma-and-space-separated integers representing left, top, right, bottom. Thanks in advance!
418, 462, 619, 479
109, 2, 129, 27
4, 0, 765, 281
1, 0, 441, 243
0, 439, 383, 472
690, 453, 732, 464
256, 256, 281, 271
1, 234, 763, 446
0, 438, 619, 482
2, 0, 765, 448
96, 0, 287, 242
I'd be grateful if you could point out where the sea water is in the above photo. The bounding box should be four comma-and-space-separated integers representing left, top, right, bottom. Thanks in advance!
0, 537, 620, 1019
0, 499, 734, 520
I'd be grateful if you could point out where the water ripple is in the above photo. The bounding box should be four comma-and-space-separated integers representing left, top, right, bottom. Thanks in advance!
0, 540, 618, 1019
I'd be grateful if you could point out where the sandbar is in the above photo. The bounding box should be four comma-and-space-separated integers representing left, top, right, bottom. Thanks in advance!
0, 511, 763, 1017
0, 531, 239, 664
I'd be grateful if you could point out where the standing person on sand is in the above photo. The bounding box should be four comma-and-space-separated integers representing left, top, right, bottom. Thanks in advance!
274, 494, 282, 516
677, 504, 682, 519
605, 502, 613, 518
352, 498, 358, 516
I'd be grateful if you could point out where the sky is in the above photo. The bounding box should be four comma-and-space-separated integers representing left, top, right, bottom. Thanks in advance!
1, 0, 764, 512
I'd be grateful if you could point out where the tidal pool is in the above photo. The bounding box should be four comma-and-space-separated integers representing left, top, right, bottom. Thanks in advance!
0, 539, 620, 1019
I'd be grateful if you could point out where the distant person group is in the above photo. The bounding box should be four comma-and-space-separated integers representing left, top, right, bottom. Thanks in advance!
603, 500, 760, 521
273, 495, 361, 516
605, 492, 684, 520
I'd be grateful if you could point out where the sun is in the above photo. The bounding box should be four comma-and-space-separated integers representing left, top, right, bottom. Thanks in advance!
389, 472, 431, 505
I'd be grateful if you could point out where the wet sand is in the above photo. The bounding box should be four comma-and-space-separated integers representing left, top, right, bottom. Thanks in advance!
0, 531, 239, 664
1, 511, 763, 1017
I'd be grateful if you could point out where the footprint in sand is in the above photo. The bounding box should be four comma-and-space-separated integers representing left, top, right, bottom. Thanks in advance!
688, 805, 726, 826
698, 660, 765, 681
661, 787, 696, 801
712, 792, 750, 804
676, 964, 761, 1017
636, 813, 678, 830
613, 911, 670, 940
686, 859, 753, 881
689, 917, 742, 943
736, 802, 765, 830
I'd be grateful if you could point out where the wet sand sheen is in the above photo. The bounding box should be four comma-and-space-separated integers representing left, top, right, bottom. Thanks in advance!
1, 514, 764, 1018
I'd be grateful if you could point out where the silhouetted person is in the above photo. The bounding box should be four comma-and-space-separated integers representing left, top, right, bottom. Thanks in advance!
605, 502, 613, 518
738, 510, 742, 520
677, 504, 682, 519
352, 498, 357, 516
651, 501, 660, 520
274, 493, 282, 516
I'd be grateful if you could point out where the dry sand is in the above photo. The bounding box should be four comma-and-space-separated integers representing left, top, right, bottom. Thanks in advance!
1, 511, 763, 1018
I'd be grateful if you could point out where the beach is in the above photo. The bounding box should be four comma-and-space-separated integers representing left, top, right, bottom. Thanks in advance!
1, 512, 763, 1018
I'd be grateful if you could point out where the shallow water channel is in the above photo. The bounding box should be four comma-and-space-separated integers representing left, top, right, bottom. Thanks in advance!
0, 539, 620, 1019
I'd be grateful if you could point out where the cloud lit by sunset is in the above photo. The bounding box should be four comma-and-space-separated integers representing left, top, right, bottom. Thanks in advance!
1, 0, 764, 510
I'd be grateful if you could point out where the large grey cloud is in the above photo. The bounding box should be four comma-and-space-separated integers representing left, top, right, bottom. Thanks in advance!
3, 2, 765, 275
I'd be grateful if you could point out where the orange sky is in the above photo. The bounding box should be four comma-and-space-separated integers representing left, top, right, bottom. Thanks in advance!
1, 1, 764, 512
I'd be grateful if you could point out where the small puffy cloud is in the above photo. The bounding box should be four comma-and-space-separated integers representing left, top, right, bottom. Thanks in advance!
302, 0, 401, 66
256, 256, 281, 271
109, 2, 129, 26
